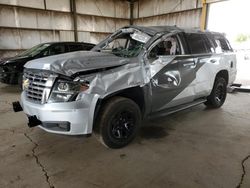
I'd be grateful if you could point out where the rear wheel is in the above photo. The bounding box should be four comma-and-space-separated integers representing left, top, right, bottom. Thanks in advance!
94, 97, 141, 149
204, 77, 227, 108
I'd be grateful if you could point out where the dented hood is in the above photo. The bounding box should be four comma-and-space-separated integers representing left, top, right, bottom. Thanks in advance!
24, 51, 130, 76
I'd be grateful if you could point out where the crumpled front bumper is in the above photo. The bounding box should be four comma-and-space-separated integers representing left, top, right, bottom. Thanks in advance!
20, 92, 99, 135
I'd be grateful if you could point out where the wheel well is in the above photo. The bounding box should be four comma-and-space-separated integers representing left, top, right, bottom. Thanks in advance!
216, 70, 229, 84
93, 87, 145, 126
103, 87, 145, 113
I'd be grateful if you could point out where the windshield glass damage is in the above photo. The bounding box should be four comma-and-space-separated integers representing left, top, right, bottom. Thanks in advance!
94, 28, 151, 58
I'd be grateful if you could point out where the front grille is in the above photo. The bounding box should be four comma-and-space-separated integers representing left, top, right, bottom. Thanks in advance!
23, 70, 56, 104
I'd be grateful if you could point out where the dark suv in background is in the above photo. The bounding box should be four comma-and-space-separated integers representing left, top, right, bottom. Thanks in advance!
0, 42, 95, 85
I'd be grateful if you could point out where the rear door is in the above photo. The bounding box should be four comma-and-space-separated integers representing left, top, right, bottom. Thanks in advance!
184, 32, 216, 98
213, 34, 237, 85
146, 33, 198, 112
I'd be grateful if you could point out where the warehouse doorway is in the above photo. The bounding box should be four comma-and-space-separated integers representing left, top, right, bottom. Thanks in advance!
207, 0, 250, 85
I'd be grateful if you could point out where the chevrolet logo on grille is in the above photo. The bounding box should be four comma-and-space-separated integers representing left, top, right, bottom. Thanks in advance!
22, 78, 30, 90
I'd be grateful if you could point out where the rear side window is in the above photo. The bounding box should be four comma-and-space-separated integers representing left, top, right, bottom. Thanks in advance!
185, 33, 212, 54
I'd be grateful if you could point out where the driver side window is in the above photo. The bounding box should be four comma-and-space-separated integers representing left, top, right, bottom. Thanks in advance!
148, 36, 181, 60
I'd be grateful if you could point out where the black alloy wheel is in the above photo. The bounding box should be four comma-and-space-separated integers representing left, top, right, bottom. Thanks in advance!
94, 97, 141, 149
204, 77, 227, 108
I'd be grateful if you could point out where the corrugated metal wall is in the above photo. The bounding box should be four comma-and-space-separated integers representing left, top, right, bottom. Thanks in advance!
0, 0, 204, 58
0, 0, 130, 57
134, 0, 203, 29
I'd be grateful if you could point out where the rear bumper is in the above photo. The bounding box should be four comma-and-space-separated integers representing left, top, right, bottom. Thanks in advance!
20, 92, 99, 135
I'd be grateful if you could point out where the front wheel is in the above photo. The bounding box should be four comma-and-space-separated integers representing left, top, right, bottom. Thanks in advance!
204, 77, 227, 108
94, 97, 141, 149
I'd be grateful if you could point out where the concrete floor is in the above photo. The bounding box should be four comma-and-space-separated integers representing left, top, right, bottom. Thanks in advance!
0, 83, 250, 188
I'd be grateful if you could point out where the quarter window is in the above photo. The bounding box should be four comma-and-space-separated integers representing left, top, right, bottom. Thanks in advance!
215, 37, 232, 52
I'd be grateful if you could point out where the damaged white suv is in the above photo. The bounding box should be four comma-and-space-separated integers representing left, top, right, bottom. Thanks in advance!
13, 26, 237, 148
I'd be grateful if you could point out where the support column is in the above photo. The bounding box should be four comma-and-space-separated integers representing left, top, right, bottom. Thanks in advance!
130, 0, 134, 25
200, 0, 208, 31
70, 0, 78, 42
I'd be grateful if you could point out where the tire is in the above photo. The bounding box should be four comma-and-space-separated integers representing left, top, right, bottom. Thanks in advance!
204, 77, 227, 108
94, 97, 141, 149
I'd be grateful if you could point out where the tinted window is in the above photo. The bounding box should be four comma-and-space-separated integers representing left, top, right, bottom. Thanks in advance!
185, 33, 211, 54
18, 43, 50, 57
68, 44, 84, 52
43, 44, 66, 56
204, 34, 216, 53
83, 44, 94, 50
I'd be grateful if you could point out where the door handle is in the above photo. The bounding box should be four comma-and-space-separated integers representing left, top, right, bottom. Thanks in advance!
210, 59, 217, 63
183, 61, 196, 68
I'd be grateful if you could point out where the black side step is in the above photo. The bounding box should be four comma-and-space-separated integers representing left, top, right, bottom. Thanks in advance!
149, 98, 207, 119
231, 83, 242, 87
235, 86, 250, 92
228, 83, 250, 93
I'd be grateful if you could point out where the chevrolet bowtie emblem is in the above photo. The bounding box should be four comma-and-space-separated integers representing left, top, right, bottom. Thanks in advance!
22, 79, 29, 90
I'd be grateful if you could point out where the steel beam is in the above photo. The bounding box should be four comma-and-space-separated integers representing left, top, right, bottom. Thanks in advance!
70, 0, 78, 42
200, 0, 208, 30
130, 0, 134, 25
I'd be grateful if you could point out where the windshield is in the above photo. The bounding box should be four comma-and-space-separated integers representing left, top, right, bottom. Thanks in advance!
17, 43, 51, 57
94, 28, 151, 58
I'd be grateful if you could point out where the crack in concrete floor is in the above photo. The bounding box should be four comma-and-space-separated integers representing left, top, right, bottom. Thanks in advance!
24, 133, 55, 188
236, 154, 250, 188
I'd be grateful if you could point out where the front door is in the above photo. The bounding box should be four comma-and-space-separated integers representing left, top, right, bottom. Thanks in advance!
147, 34, 198, 113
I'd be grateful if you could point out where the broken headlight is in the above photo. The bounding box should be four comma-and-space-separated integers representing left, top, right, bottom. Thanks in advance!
48, 80, 89, 103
